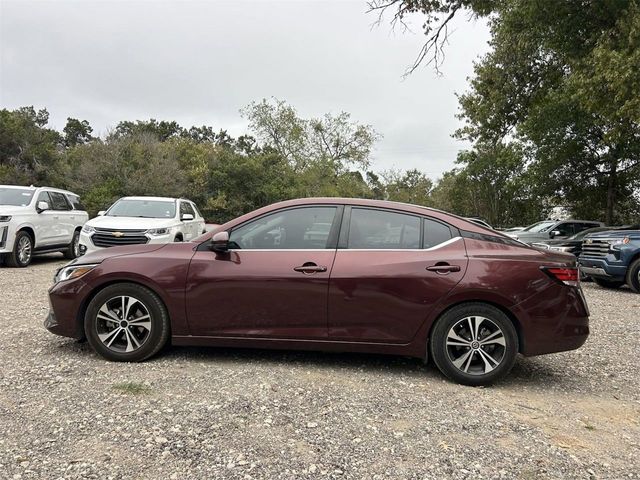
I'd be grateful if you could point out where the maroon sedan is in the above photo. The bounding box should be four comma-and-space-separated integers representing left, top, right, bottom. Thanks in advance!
46, 198, 589, 385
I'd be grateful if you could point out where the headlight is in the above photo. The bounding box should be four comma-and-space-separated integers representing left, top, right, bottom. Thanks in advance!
146, 227, 170, 236
0, 215, 11, 222
54, 264, 98, 283
82, 224, 96, 234
550, 246, 573, 252
609, 237, 630, 246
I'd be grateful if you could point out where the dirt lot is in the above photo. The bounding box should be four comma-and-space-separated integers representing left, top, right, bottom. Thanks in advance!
0, 255, 639, 480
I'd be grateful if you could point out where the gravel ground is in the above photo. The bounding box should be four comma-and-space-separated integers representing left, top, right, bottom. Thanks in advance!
0, 255, 639, 480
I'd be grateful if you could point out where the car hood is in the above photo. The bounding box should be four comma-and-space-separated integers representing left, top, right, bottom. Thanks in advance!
72, 243, 169, 265
585, 229, 640, 239
533, 238, 580, 247
0, 205, 31, 215
86, 216, 179, 230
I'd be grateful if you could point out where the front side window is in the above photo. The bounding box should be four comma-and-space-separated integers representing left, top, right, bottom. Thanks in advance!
107, 199, 176, 219
553, 223, 574, 237
0, 187, 34, 206
424, 218, 453, 248
49, 192, 71, 211
348, 208, 420, 249
180, 202, 195, 217
230, 207, 337, 249
36, 191, 52, 207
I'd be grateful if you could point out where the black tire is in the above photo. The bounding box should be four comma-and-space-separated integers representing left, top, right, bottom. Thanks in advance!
63, 230, 81, 260
625, 259, 640, 293
593, 278, 624, 289
6, 230, 33, 268
430, 303, 518, 386
173, 235, 183, 242
84, 283, 170, 362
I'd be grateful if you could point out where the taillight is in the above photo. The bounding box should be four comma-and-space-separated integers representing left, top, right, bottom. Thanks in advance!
541, 267, 580, 287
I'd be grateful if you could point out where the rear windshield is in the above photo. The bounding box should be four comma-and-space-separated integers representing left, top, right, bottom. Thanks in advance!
0, 187, 34, 206
107, 199, 176, 218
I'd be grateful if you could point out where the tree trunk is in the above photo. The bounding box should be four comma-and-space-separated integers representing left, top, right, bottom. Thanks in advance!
605, 160, 617, 225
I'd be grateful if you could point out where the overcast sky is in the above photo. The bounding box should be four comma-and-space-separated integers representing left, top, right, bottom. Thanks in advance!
0, 0, 490, 179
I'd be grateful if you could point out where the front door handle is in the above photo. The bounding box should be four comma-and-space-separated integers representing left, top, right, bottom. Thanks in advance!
426, 264, 461, 274
294, 262, 327, 274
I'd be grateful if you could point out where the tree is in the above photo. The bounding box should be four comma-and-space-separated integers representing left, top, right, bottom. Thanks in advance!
63, 118, 94, 147
241, 98, 381, 172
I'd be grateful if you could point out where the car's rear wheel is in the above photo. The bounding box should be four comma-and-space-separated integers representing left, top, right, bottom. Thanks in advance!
593, 278, 625, 289
63, 230, 81, 259
84, 283, 170, 362
625, 259, 640, 293
6, 231, 33, 268
430, 303, 518, 386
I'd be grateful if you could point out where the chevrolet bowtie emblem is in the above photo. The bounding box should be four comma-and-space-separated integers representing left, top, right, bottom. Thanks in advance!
112, 231, 124, 237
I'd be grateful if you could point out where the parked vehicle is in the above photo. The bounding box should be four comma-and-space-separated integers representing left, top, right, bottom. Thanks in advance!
465, 217, 493, 229
504, 219, 603, 244
0, 185, 88, 267
46, 198, 589, 386
79, 196, 206, 256
579, 227, 640, 292
531, 226, 615, 255
499, 226, 525, 233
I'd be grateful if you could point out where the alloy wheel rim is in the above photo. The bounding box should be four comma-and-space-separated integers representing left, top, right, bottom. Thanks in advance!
96, 296, 152, 353
18, 236, 32, 264
446, 316, 506, 376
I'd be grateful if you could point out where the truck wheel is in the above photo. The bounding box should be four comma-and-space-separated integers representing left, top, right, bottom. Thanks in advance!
63, 230, 81, 259
6, 231, 33, 268
625, 259, 640, 293
593, 278, 624, 289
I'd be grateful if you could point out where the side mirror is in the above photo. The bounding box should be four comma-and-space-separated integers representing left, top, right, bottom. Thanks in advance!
550, 230, 562, 238
37, 201, 50, 213
97, 211, 106, 216
181, 213, 194, 221
210, 231, 230, 253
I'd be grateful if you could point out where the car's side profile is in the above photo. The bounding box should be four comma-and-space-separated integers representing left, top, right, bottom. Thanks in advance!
0, 185, 89, 267
46, 198, 589, 386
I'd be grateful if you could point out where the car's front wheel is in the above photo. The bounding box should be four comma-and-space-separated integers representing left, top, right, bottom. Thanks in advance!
625, 259, 640, 293
63, 230, 81, 259
6, 231, 33, 268
84, 283, 170, 362
430, 303, 518, 386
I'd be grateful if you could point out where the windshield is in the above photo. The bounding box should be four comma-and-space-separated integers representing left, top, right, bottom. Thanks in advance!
0, 187, 34, 206
522, 220, 556, 233
107, 199, 176, 218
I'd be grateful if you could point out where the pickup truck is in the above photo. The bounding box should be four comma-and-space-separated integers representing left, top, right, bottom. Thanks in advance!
578, 228, 640, 292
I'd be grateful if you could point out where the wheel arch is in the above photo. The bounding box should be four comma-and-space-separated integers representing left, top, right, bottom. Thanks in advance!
426, 299, 524, 356
76, 279, 172, 342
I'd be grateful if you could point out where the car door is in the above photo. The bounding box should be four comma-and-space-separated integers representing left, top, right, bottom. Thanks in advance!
186, 205, 341, 338
179, 201, 198, 240
34, 191, 56, 247
48, 192, 75, 245
551, 222, 575, 239
328, 207, 468, 343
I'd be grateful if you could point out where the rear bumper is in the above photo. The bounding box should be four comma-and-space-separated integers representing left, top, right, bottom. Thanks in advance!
514, 284, 590, 356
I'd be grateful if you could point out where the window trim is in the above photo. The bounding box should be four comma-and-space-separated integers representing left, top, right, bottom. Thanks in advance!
221, 204, 344, 251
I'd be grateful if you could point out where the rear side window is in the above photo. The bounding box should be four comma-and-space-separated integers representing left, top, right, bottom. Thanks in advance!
348, 208, 420, 249
67, 194, 85, 210
423, 218, 453, 248
49, 192, 71, 211
191, 203, 203, 219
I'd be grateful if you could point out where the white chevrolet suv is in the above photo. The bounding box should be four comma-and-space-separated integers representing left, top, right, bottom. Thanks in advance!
0, 185, 89, 267
79, 196, 206, 256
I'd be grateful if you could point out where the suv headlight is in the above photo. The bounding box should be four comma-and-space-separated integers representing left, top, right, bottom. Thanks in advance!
82, 224, 96, 234
54, 264, 98, 283
0, 215, 12, 222
146, 227, 170, 236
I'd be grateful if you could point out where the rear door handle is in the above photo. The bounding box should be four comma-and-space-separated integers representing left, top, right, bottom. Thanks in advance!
426, 264, 461, 273
294, 263, 327, 274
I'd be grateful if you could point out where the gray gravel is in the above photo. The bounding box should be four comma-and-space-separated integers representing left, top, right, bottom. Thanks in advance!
1, 255, 639, 480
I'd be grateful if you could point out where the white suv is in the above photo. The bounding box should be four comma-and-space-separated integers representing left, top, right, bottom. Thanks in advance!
79, 196, 206, 255
0, 185, 89, 267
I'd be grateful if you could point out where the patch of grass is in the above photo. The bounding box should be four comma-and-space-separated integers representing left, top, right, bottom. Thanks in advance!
112, 382, 151, 395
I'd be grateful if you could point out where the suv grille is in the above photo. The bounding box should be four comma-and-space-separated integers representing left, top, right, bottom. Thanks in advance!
92, 228, 149, 248
581, 239, 610, 257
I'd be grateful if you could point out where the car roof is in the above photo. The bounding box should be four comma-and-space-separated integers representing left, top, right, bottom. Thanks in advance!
0, 184, 79, 196
119, 196, 182, 202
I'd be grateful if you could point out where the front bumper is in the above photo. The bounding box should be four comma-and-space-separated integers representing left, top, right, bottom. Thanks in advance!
0, 224, 15, 254
578, 257, 627, 280
45, 279, 91, 340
